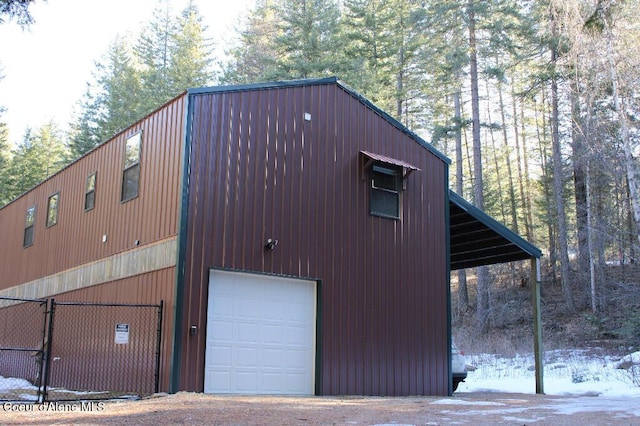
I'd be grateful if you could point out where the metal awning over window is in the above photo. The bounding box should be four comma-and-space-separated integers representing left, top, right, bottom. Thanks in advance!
449, 190, 542, 270
360, 150, 420, 181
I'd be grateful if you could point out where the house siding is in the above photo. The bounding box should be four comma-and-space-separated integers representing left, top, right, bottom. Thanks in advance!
0, 95, 187, 392
178, 81, 449, 396
0, 95, 186, 291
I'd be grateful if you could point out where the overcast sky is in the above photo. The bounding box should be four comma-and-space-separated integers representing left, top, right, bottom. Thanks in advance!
0, 0, 254, 146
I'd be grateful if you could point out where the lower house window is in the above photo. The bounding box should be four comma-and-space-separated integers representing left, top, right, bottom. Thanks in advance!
370, 165, 401, 219
24, 205, 36, 247
47, 192, 60, 227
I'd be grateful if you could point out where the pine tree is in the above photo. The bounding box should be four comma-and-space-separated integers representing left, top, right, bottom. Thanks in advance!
272, 0, 342, 79
0, 108, 11, 207
220, 0, 282, 84
69, 3, 214, 159
3, 122, 68, 202
168, 2, 214, 91
69, 36, 143, 158
0, 0, 35, 25
136, 0, 176, 112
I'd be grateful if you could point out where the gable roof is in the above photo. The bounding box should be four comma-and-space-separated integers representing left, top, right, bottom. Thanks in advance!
188, 76, 451, 164
449, 190, 542, 270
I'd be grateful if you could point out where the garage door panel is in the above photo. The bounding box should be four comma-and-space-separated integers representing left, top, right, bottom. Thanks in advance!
236, 322, 260, 342
205, 270, 316, 395
209, 319, 234, 341
263, 324, 288, 344
207, 346, 232, 366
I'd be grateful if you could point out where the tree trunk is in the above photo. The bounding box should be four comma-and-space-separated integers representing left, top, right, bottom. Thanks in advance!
605, 25, 640, 246
467, 0, 490, 332
518, 95, 534, 242
485, 78, 507, 224
571, 80, 590, 295
535, 95, 557, 281
497, 79, 518, 234
550, 11, 575, 311
454, 89, 469, 310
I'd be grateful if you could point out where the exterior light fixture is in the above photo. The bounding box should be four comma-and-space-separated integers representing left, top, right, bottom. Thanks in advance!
264, 238, 278, 250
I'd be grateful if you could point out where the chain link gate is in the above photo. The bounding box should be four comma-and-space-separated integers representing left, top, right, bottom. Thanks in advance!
0, 297, 48, 403
0, 297, 163, 403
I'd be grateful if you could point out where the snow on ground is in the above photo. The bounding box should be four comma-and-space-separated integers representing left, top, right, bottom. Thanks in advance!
0, 376, 36, 392
450, 348, 640, 420
458, 348, 640, 397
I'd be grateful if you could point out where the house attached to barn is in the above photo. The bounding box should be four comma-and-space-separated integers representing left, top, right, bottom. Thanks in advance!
0, 77, 541, 397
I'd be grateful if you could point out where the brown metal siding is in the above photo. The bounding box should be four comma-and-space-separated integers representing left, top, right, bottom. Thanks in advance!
52, 267, 175, 392
0, 95, 186, 290
180, 82, 450, 396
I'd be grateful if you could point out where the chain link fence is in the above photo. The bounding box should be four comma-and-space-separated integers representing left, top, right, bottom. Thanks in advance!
0, 297, 48, 403
0, 297, 163, 403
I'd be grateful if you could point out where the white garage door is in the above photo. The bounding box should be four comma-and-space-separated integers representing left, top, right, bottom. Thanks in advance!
204, 270, 317, 395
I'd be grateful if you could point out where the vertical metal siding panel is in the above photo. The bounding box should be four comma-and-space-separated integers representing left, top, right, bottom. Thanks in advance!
273, 88, 287, 275
231, 92, 246, 269
239, 91, 253, 270
251, 91, 269, 272
183, 94, 210, 391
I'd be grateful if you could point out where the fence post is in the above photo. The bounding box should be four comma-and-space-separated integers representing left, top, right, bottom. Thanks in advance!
35, 299, 49, 403
42, 298, 56, 403
154, 300, 164, 394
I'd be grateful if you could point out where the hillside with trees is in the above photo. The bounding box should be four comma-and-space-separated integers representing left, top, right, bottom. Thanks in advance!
1, 0, 639, 351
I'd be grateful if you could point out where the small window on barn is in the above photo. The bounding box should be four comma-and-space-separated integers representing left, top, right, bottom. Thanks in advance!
46, 193, 60, 227
370, 165, 401, 219
85, 172, 96, 211
121, 131, 142, 203
24, 205, 36, 247
360, 151, 420, 221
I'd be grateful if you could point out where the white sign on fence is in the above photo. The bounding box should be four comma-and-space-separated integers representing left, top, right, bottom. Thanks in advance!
115, 323, 130, 344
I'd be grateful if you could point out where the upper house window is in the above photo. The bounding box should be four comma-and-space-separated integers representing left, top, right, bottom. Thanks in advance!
85, 172, 96, 211
360, 151, 420, 220
370, 165, 401, 219
121, 131, 142, 202
24, 205, 36, 247
46, 192, 60, 227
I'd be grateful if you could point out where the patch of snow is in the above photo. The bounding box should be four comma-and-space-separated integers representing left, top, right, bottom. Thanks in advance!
458, 349, 640, 398
0, 376, 37, 391
49, 388, 108, 395
615, 351, 640, 367
432, 398, 506, 406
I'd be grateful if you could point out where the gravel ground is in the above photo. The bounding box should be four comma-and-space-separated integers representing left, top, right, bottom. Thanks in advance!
1, 392, 638, 425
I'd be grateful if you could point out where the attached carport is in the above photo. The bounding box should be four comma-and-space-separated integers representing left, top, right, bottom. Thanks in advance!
448, 190, 544, 394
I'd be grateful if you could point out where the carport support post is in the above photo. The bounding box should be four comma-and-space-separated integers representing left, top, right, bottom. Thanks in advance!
531, 257, 544, 394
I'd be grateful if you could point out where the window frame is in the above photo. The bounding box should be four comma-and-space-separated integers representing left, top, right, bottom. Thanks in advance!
121, 131, 142, 203
85, 172, 96, 211
24, 205, 36, 248
369, 164, 402, 220
46, 192, 60, 228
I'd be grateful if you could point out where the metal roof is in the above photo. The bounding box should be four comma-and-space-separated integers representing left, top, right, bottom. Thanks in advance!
449, 190, 542, 270
360, 150, 421, 172
188, 77, 451, 164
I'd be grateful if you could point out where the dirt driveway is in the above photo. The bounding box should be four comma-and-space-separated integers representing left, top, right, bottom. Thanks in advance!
1, 392, 639, 425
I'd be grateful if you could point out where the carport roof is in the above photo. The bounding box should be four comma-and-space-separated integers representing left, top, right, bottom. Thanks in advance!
449, 190, 542, 270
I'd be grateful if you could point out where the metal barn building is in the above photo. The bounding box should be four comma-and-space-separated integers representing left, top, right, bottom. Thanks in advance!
0, 77, 541, 396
